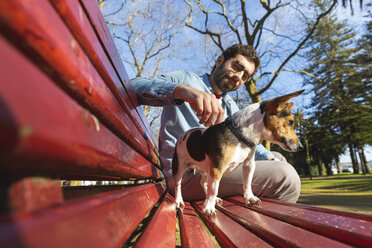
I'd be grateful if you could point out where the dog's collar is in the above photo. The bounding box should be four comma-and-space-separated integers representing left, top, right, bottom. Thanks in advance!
224, 117, 255, 147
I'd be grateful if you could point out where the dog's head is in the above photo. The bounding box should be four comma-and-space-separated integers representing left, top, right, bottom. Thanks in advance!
261, 90, 304, 152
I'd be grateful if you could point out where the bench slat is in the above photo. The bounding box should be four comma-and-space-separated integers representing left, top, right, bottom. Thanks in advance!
192, 202, 271, 248
135, 194, 177, 248
78, 0, 158, 148
79, 0, 138, 107
0, 0, 158, 165
0, 36, 160, 179
50, 0, 157, 151
219, 199, 352, 248
0, 183, 165, 248
179, 202, 217, 248
226, 196, 372, 248
263, 198, 372, 221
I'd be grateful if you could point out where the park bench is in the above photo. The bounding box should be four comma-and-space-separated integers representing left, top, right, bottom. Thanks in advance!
0, 0, 371, 247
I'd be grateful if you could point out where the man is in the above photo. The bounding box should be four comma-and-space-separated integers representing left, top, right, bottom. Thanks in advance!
131, 44, 301, 203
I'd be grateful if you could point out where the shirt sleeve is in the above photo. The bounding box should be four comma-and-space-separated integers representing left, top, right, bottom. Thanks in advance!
131, 71, 186, 106
255, 144, 275, 160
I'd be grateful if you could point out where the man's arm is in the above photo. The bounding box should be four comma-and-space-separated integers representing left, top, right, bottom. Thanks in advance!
255, 144, 276, 160
131, 71, 224, 126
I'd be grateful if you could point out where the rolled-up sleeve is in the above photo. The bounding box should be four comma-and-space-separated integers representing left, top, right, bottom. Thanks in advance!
255, 144, 275, 160
131, 71, 187, 106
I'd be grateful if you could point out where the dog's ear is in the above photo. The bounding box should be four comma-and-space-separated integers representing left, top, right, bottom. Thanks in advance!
265, 90, 304, 114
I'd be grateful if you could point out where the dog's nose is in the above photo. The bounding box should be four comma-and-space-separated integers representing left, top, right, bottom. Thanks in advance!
298, 143, 304, 151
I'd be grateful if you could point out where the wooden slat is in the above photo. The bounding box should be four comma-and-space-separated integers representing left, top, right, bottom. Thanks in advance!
135, 194, 177, 248
79, 0, 158, 150
79, 0, 138, 107
192, 201, 271, 248
9, 177, 63, 214
263, 198, 372, 221
0, 35, 160, 180
78, 0, 158, 148
137, 106, 158, 148
0, 0, 158, 165
0, 183, 166, 248
226, 196, 372, 248
49, 0, 156, 151
179, 202, 217, 248
219, 199, 352, 248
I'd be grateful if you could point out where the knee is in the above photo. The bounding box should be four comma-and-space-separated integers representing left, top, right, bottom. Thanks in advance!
277, 163, 301, 203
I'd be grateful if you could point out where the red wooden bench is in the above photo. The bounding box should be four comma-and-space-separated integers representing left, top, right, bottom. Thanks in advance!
0, 1, 371, 247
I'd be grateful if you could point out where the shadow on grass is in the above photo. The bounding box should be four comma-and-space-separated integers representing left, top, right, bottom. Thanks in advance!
301, 177, 372, 192
298, 194, 372, 215
317, 181, 372, 192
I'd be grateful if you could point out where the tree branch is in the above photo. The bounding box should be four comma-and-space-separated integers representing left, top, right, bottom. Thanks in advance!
255, 0, 337, 96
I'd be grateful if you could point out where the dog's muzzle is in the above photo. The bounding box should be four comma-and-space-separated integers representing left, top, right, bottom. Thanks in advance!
280, 137, 303, 152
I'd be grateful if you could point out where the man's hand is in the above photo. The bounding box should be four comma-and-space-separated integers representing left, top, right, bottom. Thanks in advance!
173, 85, 225, 127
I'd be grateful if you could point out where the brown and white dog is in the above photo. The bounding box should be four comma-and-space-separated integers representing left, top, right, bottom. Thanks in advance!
172, 90, 304, 215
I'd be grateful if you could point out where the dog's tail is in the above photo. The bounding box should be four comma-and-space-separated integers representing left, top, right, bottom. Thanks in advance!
172, 143, 179, 177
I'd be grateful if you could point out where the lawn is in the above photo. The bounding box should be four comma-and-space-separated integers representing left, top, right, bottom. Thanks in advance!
298, 173, 372, 215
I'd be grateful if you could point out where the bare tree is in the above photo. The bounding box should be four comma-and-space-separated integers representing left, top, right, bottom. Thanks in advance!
103, 0, 186, 77
183, 0, 337, 103
101, 0, 188, 129
342, 0, 364, 15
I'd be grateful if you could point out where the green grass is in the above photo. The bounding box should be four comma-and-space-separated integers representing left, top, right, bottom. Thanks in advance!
298, 173, 372, 215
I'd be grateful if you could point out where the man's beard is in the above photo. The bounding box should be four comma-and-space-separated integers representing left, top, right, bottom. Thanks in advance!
213, 72, 238, 93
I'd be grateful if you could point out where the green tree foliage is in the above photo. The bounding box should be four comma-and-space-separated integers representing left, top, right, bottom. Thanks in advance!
301, 2, 372, 174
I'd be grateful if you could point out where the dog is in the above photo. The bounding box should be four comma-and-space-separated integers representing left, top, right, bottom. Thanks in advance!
172, 90, 304, 215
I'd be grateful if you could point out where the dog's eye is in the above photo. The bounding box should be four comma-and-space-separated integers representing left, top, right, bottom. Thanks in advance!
289, 120, 294, 127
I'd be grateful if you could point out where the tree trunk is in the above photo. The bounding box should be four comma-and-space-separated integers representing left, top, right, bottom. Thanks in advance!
362, 148, 371, 174
335, 157, 342, 174
359, 147, 371, 174
263, 140, 270, 151
349, 144, 359, 174
305, 139, 312, 179
325, 162, 332, 176
317, 157, 325, 176
357, 147, 366, 175
244, 80, 261, 103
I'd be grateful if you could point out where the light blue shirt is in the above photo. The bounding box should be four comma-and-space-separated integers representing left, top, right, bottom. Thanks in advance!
131, 70, 274, 182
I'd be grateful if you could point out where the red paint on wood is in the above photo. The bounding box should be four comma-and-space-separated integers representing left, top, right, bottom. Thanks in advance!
263, 198, 372, 221
0, 0, 158, 164
0, 36, 160, 180
78, 0, 158, 150
179, 202, 216, 248
50, 0, 156, 151
79, 0, 138, 107
226, 196, 372, 248
192, 201, 270, 248
219, 199, 351, 248
135, 194, 177, 248
0, 183, 165, 248
9, 177, 63, 214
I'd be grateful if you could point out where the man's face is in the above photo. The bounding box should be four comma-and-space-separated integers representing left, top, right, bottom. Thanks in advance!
211, 54, 255, 94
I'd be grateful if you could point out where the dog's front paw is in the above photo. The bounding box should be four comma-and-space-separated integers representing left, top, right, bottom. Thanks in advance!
175, 199, 185, 210
245, 196, 261, 206
215, 197, 223, 205
203, 205, 216, 216
203, 199, 217, 215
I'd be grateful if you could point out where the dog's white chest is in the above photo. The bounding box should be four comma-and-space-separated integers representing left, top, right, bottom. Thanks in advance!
224, 144, 253, 174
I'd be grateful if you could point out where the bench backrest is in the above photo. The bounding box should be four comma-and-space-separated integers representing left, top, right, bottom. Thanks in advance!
0, 0, 166, 247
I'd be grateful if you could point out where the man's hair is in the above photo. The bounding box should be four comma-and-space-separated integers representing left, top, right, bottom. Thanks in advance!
212, 44, 261, 76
